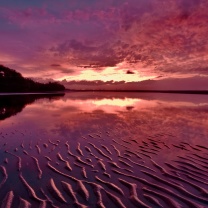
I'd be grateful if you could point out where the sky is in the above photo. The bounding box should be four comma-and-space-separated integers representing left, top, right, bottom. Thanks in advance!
0, 0, 208, 89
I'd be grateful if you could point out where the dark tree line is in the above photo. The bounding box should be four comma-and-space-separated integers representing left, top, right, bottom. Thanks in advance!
0, 65, 65, 92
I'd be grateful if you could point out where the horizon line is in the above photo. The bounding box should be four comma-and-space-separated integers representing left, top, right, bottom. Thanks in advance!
65, 89, 208, 94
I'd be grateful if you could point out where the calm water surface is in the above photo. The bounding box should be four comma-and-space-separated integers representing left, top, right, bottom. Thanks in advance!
1, 92, 207, 144
0, 92, 208, 207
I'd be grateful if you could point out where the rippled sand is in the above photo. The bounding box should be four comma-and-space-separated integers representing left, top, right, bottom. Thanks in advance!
0, 92, 208, 207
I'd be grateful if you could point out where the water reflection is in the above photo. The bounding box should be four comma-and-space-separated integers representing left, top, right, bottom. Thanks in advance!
0, 93, 64, 120
0, 92, 208, 207
1, 92, 207, 144
1, 92, 208, 121
44, 91, 208, 114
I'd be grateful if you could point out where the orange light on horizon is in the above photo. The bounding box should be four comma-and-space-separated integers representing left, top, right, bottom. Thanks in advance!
55, 65, 156, 82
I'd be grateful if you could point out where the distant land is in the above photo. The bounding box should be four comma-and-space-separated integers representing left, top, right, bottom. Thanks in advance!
65, 89, 208, 94
62, 76, 208, 94
0, 65, 65, 92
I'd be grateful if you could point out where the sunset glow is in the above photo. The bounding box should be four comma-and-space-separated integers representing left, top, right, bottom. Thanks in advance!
1, 1, 208, 206
0, 0, 208, 89
56, 66, 156, 82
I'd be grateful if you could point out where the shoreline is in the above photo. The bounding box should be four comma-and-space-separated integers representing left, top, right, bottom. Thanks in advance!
65, 89, 208, 94
1, 90, 208, 97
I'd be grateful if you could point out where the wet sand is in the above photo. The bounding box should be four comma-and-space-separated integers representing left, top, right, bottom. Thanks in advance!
0, 131, 208, 207
0, 92, 208, 207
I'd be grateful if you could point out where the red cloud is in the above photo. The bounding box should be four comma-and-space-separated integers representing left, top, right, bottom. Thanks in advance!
0, 0, 208, 80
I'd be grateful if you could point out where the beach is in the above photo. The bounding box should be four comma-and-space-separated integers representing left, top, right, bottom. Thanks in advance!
0, 92, 208, 207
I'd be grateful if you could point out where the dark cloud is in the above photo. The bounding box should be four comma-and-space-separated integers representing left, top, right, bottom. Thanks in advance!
50, 39, 128, 68
126, 70, 134, 74
178, 0, 202, 14
59, 68, 75, 74
126, 106, 134, 111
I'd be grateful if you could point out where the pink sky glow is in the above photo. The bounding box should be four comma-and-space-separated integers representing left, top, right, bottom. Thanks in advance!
0, 0, 208, 88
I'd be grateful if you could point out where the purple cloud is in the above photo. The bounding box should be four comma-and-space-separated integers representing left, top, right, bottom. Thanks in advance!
0, 0, 208, 81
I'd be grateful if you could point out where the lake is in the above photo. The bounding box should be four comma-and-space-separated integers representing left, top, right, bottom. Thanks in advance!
0, 92, 208, 207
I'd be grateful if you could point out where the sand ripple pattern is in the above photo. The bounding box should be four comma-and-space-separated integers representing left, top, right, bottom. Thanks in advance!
0, 132, 208, 207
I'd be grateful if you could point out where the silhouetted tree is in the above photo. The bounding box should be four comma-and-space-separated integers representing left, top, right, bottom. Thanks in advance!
0, 65, 65, 92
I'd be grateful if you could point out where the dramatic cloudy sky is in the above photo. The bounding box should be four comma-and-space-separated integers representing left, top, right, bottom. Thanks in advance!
0, 0, 208, 88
